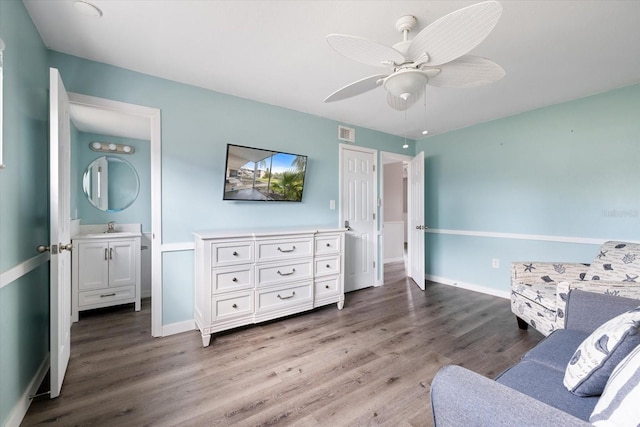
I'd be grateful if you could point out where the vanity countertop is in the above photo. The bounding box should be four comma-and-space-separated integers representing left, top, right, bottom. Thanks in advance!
72, 223, 142, 239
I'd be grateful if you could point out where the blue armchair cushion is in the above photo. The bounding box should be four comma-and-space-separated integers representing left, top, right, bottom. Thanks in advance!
590, 344, 640, 426
564, 305, 640, 396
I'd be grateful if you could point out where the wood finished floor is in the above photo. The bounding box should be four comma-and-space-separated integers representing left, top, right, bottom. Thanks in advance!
23, 262, 543, 426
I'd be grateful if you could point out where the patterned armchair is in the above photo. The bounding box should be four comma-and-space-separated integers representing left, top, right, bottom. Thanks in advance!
511, 241, 640, 336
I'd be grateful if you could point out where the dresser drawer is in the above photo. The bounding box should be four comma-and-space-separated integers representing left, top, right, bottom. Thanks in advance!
78, 285, 135, 307
256, 259, 313, 287
212, 265, 253, 293
256, 237, 313, 262
315, 276, 341, 298
315, 255, 341, 277
256, 282, 313, 313
212, 292, 253, 320
211, 241, 254, 267
315, 234, 341, 256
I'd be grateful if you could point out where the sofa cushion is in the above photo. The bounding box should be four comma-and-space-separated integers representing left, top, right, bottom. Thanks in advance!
585, 241, 640, 282
590, 344, 640, 426
564, 305, 640, 396
496, 360, 599, 421
521, 329, 589, 371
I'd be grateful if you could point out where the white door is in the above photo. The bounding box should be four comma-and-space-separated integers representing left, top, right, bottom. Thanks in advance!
341, 146, 376, 292
49, 68, 72, 398
408, 152, 425, 290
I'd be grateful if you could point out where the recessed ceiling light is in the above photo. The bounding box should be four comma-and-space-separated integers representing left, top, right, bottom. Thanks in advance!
73, 0, 103, 18
422, 130, 429, 135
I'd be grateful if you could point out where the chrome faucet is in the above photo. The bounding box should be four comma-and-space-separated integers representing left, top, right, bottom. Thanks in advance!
107, 221, 116, 233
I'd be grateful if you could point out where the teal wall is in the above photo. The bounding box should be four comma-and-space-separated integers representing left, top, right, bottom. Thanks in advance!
0, 0, 50, 425
416, 84, 640, 293
49, 51, 412, 325
74, 132, 151, 231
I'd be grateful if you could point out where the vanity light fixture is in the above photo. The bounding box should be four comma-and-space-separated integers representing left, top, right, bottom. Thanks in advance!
89, 142, 135, 155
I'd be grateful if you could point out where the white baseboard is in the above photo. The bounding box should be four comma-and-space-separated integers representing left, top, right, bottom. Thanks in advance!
6, 353, 50, 427
162, 319, 196, 337
427, 274, 510, 300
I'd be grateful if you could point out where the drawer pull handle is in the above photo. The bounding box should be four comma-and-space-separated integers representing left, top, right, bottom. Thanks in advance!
100, 293, 116, 298
232, 277, 238, 282
277, 246, 296, 253
232, 251, 239, 256
104, 248, 108, 260
232, 303, 238, 309
277, 268, 296, 276
277, 291, 296, 300
326, 243, 331, 247
325, 285, 330, 289
326, 264, 331, 268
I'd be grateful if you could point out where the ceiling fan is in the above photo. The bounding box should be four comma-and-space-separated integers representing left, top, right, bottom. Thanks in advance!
324, 1, 505, 111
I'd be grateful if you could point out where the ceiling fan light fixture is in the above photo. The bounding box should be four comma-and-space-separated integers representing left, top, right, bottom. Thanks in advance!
383, 69, 428, 100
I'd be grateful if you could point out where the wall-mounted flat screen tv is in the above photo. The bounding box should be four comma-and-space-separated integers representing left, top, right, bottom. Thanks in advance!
223, 144, 308, 202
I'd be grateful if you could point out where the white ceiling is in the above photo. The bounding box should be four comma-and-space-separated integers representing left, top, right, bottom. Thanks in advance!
23, 0, 640, 140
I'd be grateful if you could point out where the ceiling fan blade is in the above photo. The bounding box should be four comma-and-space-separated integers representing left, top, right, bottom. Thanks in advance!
327, 34, 406, 68
386, 91, 421, 111
324, 74, 387, 103
408, 1, 503, 66
425, 55, 505, 88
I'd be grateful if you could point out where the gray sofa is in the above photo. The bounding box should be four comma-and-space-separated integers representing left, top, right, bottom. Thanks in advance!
431, 290, 640, 426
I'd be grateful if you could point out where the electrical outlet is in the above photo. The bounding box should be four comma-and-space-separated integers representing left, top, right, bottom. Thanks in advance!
492, 258, 500, 269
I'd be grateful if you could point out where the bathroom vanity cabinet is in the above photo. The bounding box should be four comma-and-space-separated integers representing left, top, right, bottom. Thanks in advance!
71, 228, 141, 322
194, 227, 345, 347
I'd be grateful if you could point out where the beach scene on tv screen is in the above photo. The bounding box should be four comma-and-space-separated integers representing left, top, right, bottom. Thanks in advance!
224, 145, 307, 201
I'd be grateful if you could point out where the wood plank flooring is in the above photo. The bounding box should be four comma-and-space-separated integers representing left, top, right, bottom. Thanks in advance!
23, 262, 542, 426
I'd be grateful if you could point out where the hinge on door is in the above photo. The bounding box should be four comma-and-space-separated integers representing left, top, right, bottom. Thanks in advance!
373, 213, 376, 220
373, 261, 376, 268
372, 164, 376, 172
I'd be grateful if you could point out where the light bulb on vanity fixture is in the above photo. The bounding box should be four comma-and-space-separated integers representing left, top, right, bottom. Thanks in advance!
89, 142, 135, 155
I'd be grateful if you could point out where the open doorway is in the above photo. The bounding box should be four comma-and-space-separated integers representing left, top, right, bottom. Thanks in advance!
67, 92, 162, 337
380, 151, 412, 281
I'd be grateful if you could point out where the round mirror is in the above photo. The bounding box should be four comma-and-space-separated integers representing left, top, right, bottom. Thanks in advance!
82, 156, 140, 212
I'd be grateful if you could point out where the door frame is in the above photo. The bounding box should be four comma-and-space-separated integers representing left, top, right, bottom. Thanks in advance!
379, 151, 413, 282
338, 143, 379, 287
67, 92, 163, 337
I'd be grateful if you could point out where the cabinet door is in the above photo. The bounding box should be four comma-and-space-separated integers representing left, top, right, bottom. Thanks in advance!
78, 242, 109, 290
109, 239, 137, 287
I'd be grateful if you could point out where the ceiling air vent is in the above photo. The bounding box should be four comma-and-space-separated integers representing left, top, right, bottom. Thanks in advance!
338, 125, 355, 143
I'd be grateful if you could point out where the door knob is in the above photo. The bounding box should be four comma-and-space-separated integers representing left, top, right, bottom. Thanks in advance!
36, 245, 50, 253
60, 243, 73, 252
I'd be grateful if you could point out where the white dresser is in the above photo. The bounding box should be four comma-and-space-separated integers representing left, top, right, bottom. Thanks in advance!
71, 224, 142, 322
194, 227, 345, 347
